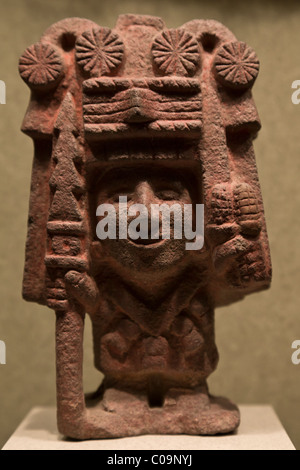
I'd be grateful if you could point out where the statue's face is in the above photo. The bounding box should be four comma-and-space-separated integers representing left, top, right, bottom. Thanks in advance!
94, 166, 197, 275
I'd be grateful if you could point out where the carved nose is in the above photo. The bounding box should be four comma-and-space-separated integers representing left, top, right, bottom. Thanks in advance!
135, 181, 155, 206
124, 88, 155, 123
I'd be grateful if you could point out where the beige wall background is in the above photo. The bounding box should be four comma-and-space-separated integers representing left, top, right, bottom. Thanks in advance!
0, 0, 299, 449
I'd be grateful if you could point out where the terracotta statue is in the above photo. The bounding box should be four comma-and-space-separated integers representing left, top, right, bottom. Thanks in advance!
19, 14, 271, 439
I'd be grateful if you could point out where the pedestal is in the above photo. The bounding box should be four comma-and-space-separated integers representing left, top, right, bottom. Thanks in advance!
2, 405, 295, 450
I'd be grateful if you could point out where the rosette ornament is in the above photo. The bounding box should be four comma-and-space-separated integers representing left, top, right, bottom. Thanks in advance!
19, 43, 64, 91
213, 41, 259, 90
75, 27, 124, 76
152, 29, 200, 77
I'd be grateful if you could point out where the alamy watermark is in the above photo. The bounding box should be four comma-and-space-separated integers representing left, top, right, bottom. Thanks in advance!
0, 340, 6, 364
291, 340, 300, 365
0, 80, 5, 104
291, 80, 300, 104
96, 197, 204, 250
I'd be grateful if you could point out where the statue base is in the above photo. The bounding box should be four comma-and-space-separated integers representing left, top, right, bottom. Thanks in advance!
58, 386, 240, 439
3, 405, 295, 450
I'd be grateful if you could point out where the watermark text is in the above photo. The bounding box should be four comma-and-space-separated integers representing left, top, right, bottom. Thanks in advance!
291, 340, 300, 365
0, 80, 5, 104
96, 197, 204, 250
0, 340, 6, 364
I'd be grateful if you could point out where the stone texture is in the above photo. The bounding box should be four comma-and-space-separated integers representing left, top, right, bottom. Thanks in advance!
20, 14, 271, 439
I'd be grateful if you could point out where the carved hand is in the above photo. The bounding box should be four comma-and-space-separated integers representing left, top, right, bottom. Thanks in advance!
64, 271, 100, 315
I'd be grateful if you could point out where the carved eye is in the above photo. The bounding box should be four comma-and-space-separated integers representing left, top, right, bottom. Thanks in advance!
19, 43, 64, 91
156, 190, 181, 201
151, 29, 200, 77
75, 27, 124, 77
213, 41, 259, 90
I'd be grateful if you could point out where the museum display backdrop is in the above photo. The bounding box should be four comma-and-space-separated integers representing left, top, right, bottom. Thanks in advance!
19, 14, 271, 439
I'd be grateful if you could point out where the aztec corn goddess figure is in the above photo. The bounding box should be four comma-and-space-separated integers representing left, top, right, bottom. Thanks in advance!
19, 14, 271, 438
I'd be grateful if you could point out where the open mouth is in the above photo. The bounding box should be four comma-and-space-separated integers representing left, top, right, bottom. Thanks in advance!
128, 236, 165, 247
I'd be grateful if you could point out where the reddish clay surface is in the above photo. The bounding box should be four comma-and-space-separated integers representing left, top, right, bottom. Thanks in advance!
20, 14, 271, 439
